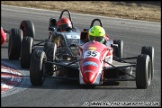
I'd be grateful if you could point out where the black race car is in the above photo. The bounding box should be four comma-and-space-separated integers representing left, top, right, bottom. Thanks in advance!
8, 9, 81, 69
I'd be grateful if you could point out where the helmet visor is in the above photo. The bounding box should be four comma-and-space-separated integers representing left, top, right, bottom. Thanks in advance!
89, 36, 104, 43
60, 24, 71, 31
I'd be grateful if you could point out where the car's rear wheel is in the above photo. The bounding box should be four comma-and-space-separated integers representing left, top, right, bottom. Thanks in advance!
8, 28, 23, 60
20, 36, 33, 68
113, 40, 130, 77
20, 20, 35, 39
113, 40, 124, 59
136, 54, 151, 89
43, 41, 57, 76
30, 50, 47, 86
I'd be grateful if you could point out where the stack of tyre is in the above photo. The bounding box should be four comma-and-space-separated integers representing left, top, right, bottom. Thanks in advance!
8, 20, 35, 68
8, 20, 56, 78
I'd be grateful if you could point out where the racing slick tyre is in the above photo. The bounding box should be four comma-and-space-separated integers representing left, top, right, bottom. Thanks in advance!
20, 36, 33, 68
8, 28, 23, 60
20, 20, 35, 39
136, 54, 151, 89
43, 41, 57, 76
30, 50, 47, 86
141, 46, 154, 80
113, 40, 124, 59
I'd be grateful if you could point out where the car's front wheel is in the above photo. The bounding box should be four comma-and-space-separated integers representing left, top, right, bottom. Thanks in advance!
141, 46, 154, 80
136, 54, 151, 89
30, 50, 47, 86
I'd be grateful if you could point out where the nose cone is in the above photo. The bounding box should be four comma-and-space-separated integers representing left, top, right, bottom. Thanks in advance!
83, 72, 97, 84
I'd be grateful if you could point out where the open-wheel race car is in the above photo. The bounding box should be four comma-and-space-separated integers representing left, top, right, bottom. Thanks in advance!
48, 9, 80, 36
29, 18, 154, 89
7, 9, 80, 69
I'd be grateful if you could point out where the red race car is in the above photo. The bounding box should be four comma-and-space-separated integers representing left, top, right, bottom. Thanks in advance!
1, 27, 7, 45
29, 18, 154, 89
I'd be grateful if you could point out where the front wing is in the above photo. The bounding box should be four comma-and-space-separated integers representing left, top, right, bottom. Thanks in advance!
44, 59, 136, 81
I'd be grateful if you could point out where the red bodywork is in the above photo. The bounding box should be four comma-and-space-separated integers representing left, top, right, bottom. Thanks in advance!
1, 27, 7, 45
79, 41, 112, 84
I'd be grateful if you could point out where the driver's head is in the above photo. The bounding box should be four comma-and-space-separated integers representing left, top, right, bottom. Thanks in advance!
57, 17, 72, 31
88, 26, 106, 43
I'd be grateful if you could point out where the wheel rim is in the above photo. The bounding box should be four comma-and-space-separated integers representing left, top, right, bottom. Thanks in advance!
148, 61, 151, 86
42, 58, 46, 81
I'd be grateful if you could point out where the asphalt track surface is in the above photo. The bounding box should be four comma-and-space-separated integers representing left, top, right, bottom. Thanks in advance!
1, 5, 161, 107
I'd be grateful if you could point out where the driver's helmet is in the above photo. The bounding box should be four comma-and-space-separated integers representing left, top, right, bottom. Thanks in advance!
88, 26, 106, 43
57, 17, 72, 31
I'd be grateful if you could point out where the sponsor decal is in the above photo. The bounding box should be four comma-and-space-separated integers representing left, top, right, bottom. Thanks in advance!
82, 61, 98, 67
88, 47, 96, 50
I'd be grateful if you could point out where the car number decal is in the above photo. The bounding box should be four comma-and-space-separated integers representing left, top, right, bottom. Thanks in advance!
67, 35, 80, 39
84, 50, 100, 59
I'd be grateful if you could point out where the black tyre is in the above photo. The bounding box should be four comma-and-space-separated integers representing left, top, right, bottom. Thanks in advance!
30, 50, 47, 86
8, 28, 23, 60
43, 41, 57, 76
113, 40, 124, 59
141, 46, 154, 80
20, 37, 33, 68
136, 54, 151, 89
20, 20, 35, 39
